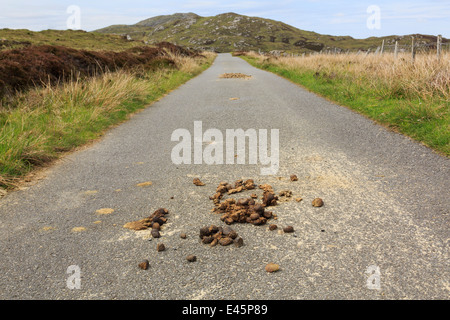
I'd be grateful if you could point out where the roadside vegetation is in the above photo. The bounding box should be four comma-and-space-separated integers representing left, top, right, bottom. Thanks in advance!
238, 51, 449, 156
0, 43, 215, 190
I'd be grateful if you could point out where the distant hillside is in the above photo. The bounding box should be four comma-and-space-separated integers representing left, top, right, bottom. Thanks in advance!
94, 12, 448, 53
0, 29, 144, 51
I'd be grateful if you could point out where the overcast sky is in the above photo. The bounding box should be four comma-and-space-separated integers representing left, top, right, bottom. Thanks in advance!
1, 0, 449, 38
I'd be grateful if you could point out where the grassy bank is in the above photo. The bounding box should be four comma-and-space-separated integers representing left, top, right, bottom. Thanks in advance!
240, 52, 449, 156
0, 51, 216, 190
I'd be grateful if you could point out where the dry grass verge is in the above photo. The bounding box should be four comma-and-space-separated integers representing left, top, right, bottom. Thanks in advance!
0, 48, 216, 190
241, 51, 449, 155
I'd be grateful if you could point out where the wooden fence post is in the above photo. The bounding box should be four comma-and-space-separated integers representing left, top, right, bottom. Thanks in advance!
381, 39, 385, 54
411, 36, 416, 62
437, 34, 442, 61
394, 41, 399, 59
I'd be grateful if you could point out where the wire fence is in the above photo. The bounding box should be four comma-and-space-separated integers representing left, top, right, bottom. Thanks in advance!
379, 43, 450, 54
270, 35, 449, 61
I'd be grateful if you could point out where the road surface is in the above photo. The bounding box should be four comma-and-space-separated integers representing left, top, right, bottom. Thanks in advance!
0, 53, 448, 299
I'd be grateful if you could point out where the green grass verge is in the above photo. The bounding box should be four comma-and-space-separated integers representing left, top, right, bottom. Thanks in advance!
242, 56, 449, 156
0, 55, 215, 189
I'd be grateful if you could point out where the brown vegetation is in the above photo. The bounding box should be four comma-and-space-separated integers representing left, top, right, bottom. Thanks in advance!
0, 42, 201, 99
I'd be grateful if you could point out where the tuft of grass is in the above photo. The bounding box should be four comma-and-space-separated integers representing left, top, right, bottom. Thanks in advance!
0, 52, 216, 189
241, 51, 449, 156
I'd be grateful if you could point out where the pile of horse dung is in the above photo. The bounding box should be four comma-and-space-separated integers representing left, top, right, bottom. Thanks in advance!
199, 225, 244, 247
219, 73, 252, 79
209, 179, 280, 226
123, 208, 169, 239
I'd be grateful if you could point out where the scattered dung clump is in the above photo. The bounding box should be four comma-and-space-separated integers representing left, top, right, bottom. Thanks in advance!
278, 190, 293, 203
219, 73, 252, 79
258, 183, 274, 193
193, 178, 205, 186
262, 191, 278, 207
290, 175, 298, 181
123, 208, 169, 234
257, 184, 278, 207
210, 180, 277, 226
312, 198, 324, 207
210, 179, 256, 205
156, 243, 166, 252
283, 226, 295, 233
199, 225, 243, 248
213, 197, 276, 226
279, 190, 292, 197
138, 260, 149, 270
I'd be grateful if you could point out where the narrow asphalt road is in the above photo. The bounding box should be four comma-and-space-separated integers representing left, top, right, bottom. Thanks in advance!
0, 53, 448, 300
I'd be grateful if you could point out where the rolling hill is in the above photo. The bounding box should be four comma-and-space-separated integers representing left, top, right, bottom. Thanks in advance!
94, 12, 447, 53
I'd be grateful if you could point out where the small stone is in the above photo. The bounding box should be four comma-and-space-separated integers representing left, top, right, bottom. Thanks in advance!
290, 175, 298, 181
312, 198, 324, 207
186, 255, 197, 262
269, 224, 278, 231
138, 260, 149, 270
283, 226, 294, 233
156, 243, 165, 252
180, 233, 187, 239
265, 263, 280, 273
295, 197, 303, 202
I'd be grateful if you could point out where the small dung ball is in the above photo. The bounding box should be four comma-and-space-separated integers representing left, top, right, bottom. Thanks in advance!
138, 260, 149, 270
186, 255, 197, 262
312, 198, 324, 207
265, 263, 280, 273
